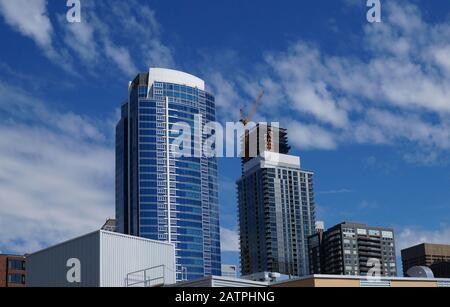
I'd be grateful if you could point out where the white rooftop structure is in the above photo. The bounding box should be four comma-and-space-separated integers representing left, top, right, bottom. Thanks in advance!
244, 151, 301, 173
148, 67, 205, 90
27, 230, 176, 287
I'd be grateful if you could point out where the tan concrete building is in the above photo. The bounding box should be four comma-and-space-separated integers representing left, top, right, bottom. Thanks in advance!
272, 275, 450, 288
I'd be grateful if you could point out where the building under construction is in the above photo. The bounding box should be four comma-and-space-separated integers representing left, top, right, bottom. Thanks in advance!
240, 123, 291, 166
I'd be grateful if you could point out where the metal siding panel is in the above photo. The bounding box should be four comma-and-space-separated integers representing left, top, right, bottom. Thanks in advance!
27, 232, 100, 287
100, 231, 176, 287
360, 280, 391, 287
212, 280, 265, 287
175, 277, 268, 288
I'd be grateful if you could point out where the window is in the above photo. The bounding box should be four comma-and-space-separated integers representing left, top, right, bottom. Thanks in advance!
382, 231, 393, 239
8, 274, 25, 284
368, 230, 381, 236
357, 228, 367, 235
8, 260, 25, 270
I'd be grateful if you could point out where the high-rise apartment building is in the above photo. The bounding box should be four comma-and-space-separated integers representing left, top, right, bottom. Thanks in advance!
237, 125, 316, 277
308, 222, 397, 277
401, 243, 450, 278
116, 68, 221, 281
0, 254, 26, 287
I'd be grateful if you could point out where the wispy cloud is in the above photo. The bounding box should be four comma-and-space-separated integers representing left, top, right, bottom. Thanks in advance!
0, 0, 53, 49
318, 189, 353, 195
0, 81, 114, 254
203, 2, 450, 159
286, 121, 337, 150
0, 0, 174, 78
397, 225, 450, 254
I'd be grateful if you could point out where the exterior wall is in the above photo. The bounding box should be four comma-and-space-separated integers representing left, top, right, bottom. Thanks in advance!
27, 232, 101, 287
116, 68, 221, 281
308, 231, 324, 274
271, 278, 315, 288
100, 231, 176, 287
116, 102, 129, 234
273, 276, 450, 287
390, 280, 437, 287
0, 255, 6, 287
314, 278, 360, 287
0, 255, 26, 287
430, 262, 450, 278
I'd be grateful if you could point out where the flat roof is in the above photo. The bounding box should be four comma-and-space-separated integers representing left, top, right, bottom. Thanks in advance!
402, 243, 450, 251
27, 230, 174, 257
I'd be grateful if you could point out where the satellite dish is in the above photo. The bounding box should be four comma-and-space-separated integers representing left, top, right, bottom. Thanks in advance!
406, 266, 434, 278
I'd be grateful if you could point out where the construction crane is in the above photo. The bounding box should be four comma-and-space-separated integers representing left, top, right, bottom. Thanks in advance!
240, 90, 265, 125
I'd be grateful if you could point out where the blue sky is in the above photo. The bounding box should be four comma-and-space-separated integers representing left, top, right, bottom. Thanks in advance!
1, 0, 450, 274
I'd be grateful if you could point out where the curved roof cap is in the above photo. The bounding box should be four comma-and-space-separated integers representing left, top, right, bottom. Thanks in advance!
406, 266, 435, 278
148, 68, 205, 91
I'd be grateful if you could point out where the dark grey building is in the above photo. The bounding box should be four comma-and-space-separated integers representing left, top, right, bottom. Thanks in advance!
116, 68, 221, 281
308, 222, 397, 277
237, 126, 316, 277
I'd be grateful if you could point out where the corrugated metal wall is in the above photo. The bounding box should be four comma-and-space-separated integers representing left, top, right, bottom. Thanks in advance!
27, 231, 101, 287
99, 231, 176, 287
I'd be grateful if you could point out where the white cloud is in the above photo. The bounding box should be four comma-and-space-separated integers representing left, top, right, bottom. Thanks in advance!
196, 2, 450, 165
0, 0, 173, 77
60, 0, 173, 77
0, 0, 53, 48
286, 121, 337, 150
104, 42, 138, 77
397, 226, 450, 254
63, 17, 98, 63
318, 189, 353, 195
0, 81, 114, 254
248, 1, 450, 161
207, 72, 243, 121
266, 43, 350, 128
0, 0, 75, 73
220, 227, 239, 252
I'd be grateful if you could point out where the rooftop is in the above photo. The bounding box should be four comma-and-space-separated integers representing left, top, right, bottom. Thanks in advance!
147, 67, 205, 90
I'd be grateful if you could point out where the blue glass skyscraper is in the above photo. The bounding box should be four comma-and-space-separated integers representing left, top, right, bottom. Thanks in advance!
116, 68, 221, 280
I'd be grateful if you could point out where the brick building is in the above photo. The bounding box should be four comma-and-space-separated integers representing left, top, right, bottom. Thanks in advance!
0, 254, 26, 287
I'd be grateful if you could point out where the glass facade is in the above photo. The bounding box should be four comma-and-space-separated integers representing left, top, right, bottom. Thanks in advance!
116, 69, 221, 281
